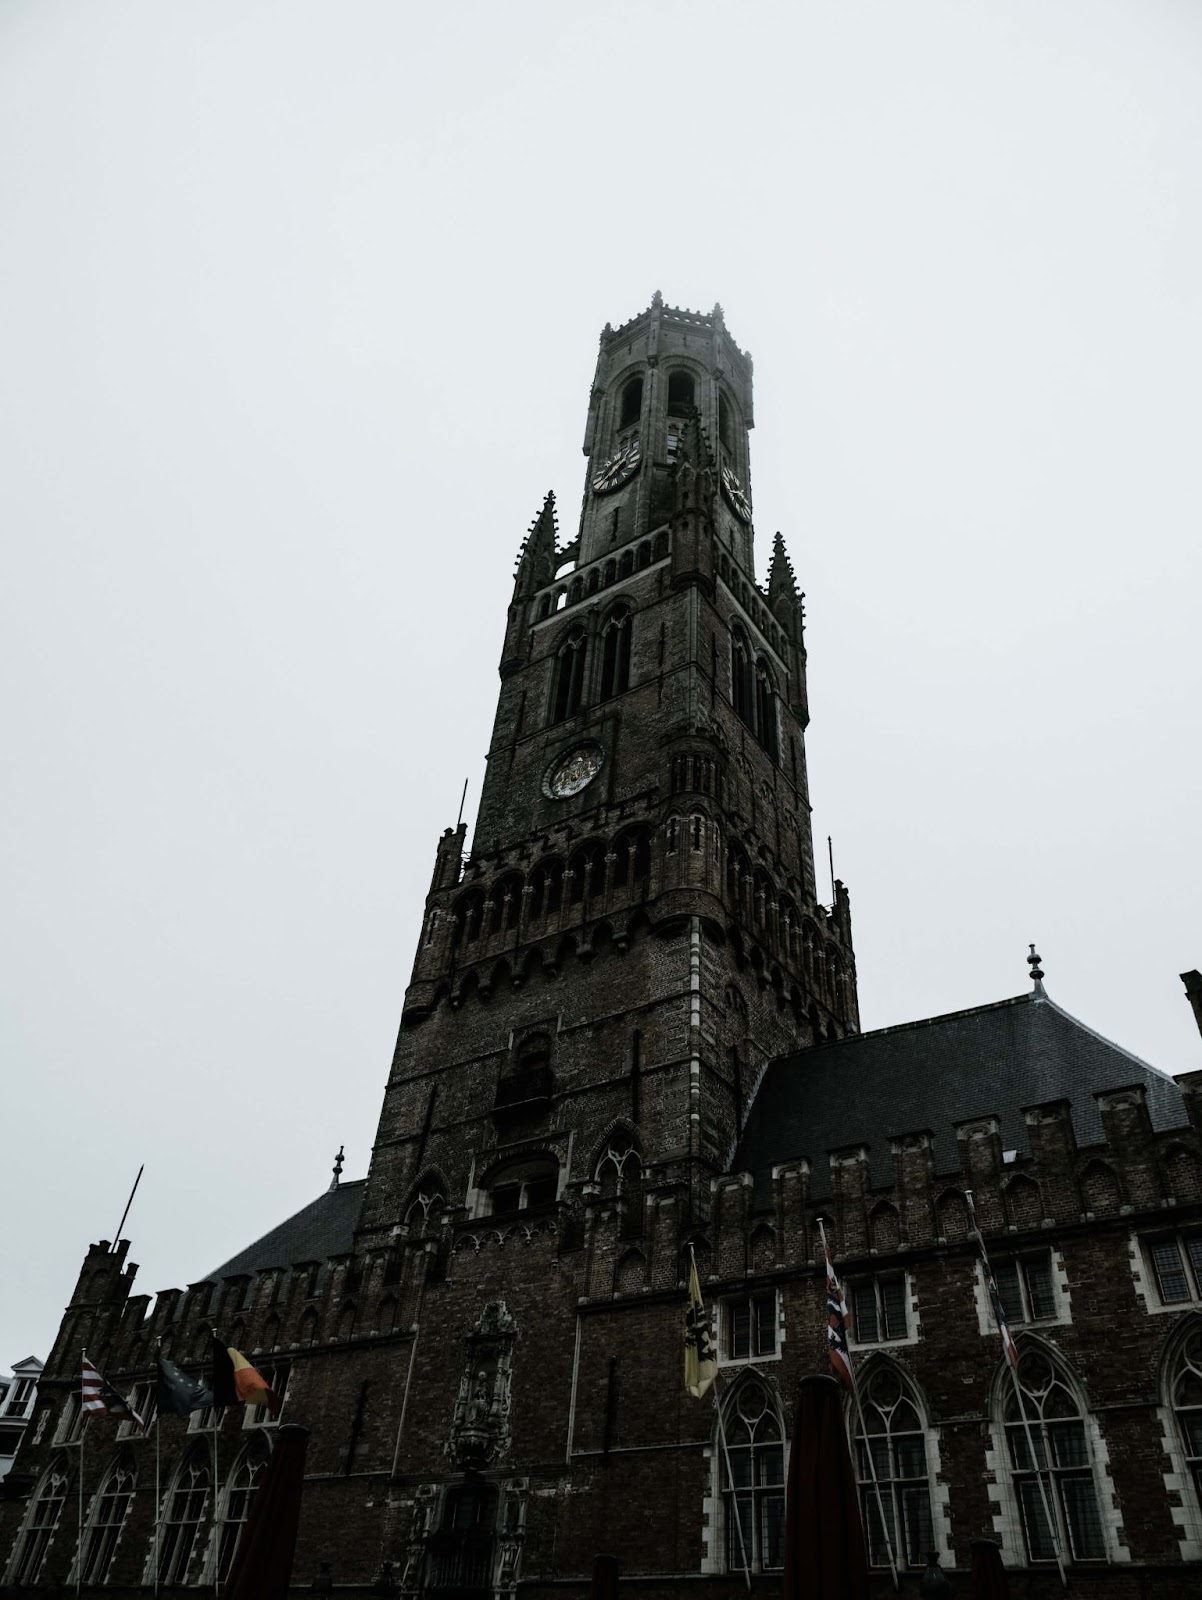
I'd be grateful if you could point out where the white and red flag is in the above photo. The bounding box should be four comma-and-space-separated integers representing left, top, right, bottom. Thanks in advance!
823, 1242, 855, 1392
984, 1265, 1020, 1368
80, 1354, 147, 1434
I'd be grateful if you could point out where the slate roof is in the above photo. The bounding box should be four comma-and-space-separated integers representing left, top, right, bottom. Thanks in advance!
205, 1179, 365, 1282
732, 991, 1187, 1206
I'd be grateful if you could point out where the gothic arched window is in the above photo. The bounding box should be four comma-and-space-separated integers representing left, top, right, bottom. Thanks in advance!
217, 1440, 268, 1581
619, 376, 643, 431
488, 873, 523, 935
567, 841, 603, 907
158, 1449, 211, 1588
755, 659, 779, 761
612, 826, 651, 893
1169, 1325, 1202, 1513
80, 1455, 136, 1584
8, 1455, 70, 1586
1000, 1348, 1106, 1564
667, 370, 695, 414
406, 1177, 447, 1232
854, 1364, 936, 1569
528, 858, 563, 921
718, 1378, 786, 1573
718, 391, 734, 452
731, 629, 753, 728
452, 890, 484, 948
600, 607, 632, 702
552, 626, 587, 722
595, 1127, 642, 1197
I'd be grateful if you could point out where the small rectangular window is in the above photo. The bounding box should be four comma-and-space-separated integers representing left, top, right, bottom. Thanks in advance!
850, 1276, 908, 1344
721, 1292, 777, 1362
1152, 1240, 1191, 1304
1024, 1256, 1056, 1320
992, 1252, 1058, 1324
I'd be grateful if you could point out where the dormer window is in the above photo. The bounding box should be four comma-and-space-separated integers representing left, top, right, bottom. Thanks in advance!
667, 371, 695, 415
619, 376, 644, 431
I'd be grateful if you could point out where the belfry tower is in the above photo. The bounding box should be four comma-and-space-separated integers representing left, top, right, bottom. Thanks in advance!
356, 294, 858, 1247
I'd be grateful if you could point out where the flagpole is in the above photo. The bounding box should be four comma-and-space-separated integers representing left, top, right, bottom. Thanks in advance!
966, 1192, 1068, 1589
688, 1247, 751, 1591
212, 1402, 221, 1596
111, 1162, 144, 1248
77, 1383, 88, 1598
816, 1220, 899, 1591
713, 1379, 752, 1591
154, 1405, 162, 1596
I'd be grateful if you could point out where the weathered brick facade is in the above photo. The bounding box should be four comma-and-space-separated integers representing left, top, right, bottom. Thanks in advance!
3, 299, 1200, 1597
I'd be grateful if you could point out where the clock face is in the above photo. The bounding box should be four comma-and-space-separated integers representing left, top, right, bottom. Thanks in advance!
721, 463, 752, 524
591, 436, 642, 495
544, 743, 605, 799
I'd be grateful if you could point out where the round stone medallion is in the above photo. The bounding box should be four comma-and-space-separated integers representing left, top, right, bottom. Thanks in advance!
544, 742, 605, 800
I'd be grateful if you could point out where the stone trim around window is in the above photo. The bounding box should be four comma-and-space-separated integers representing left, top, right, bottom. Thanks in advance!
973, 1247, 1071, 1338
845, 1270, 920, 1351
1130, 1229, 1202, 1316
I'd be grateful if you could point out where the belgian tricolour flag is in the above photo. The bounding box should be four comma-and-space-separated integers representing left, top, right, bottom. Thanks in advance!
211, 1334, 280, 1414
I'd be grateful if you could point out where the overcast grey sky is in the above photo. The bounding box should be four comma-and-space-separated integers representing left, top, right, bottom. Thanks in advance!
2, 1, 1199, 1367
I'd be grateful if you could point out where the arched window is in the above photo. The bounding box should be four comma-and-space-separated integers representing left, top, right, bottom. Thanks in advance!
854, 1363, 936, 1569
755, 659, 778, 760
599, 607, 632, 701
158, 1449, 211, 1587
429, 1481, 499, 1589
8, 1455, 70, 1586
612, 826, 651, 892
665, 816, 679, 856
299, 1308, 319, 1348
595, 1128, 642, 1197
567, 841, 603, 907
217, 1440, 268, 1581
731, 629, 753, 728
718, 1378, 786, 1573
718, 391, 734, 451
406, 1177, 447, 1232
691, 814, 704, 852
528, 858, 563, 921
80, 1455, 136, 1584
667, 370, 695, 414
1170, 1325, 1202, 1514
1001, 1348, 1106, 1563
488, 873, 523, 935
619, 376, 643, 430
552, 626, 587, 722
451, 890, 484, 948
485, 1154, 559, 1217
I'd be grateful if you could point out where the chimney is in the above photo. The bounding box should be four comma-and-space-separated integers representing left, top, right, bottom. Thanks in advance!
1183, 971, 1202, 1041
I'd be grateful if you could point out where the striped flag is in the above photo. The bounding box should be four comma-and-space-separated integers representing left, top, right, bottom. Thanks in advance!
823, 1241, 855, 1392
80, 1353, 147, 1434
683, 1256, 717, 1399
984, 1263, 1020, 1368
212, 1335, 280, 1413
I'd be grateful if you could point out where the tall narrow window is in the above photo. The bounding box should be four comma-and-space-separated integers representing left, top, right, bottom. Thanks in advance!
217, 1444, 267, 1580
158, 1451, 211, 1587
855, 1365, 935, 1569
720, 1380, 786, 1572
1003, 1350, 1106, 1563
755, 659, 779, 761
600, 607, 632, 701
81, 1457, 136, 1584
9, 1457, 70, 1586
667, 371, 695, 414
718, 391, 734, 451
1170, 1326, 1202, 1514
553, 626, 587, 722
429, 1481, 498, 1591
731, 630, 753, 728
567, 841, 603, 906
619, 376, 644, 430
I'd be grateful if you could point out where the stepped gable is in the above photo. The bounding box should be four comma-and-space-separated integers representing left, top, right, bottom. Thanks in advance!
733, 990, 1187, 1203
205, 1178, 365, 1280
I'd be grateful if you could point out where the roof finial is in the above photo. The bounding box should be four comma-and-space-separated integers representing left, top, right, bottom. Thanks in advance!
1027, 943, 1046, 996
329, 1145, 345, 1192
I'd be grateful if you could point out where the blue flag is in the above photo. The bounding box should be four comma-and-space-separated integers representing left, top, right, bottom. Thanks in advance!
156, 1351, 214, 1418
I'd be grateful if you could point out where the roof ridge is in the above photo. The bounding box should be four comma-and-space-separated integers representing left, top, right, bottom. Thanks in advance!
797, 992, 1033, 1054
1040, 995, 1177, 1086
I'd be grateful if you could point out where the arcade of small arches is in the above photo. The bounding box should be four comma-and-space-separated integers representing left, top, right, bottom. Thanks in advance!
535, 531, 670, 621
434, 818, 850, 1027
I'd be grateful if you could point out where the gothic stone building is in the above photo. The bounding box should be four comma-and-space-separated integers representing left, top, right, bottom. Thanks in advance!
4, 296, 1202, 1597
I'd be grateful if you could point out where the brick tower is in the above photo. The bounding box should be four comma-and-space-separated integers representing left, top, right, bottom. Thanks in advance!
355, 293, 859, 1249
